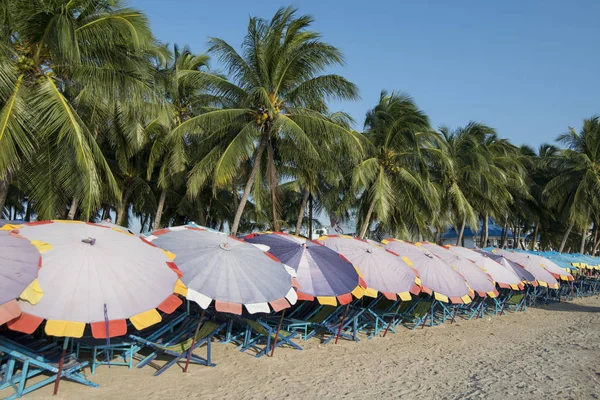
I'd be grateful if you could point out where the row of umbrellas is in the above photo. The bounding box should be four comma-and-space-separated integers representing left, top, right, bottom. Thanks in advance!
2, 222, 579, 340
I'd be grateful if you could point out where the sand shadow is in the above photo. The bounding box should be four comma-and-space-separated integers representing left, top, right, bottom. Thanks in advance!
540, 300, 600, 313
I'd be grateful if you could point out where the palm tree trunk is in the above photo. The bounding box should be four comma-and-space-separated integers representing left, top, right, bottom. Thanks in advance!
67, 198, 78, 220
153, 188, 167, 231
530, 220, 539, 250
501, 217, 509, 248
24, 199, 32, 222
516, 223, 522, 249
456, 216, 466, 246
482, 214, 489, 247
308, 193, 314, 239
0, 176, 10, 218
591, 223, 600, 255
115, 187, 134, 226
267, 141, 279, 231
359, 198, 376, 239
231, 135, 268, 237
295, 189, 310, 235
558, 220, 574, 253
579, 226, 587, 254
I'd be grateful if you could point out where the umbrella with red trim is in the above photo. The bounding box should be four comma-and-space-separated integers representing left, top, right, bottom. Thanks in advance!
0, 229, 44, 325
5, 220, 186, 339
146, 226, 298, 315
316, 235, 421, 302
243, 232, 367, 306
489, 249, 561, 289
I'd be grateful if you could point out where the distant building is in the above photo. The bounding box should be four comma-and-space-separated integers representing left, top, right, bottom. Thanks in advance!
440, 220, 513, 249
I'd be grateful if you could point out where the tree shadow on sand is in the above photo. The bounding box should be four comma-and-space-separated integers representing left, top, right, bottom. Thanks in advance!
541, 300, 600, 313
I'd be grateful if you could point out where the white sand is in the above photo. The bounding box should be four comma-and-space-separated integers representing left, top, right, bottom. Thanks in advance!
11, 296, 600, 400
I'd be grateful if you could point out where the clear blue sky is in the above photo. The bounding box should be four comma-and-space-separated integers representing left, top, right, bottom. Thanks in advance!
131, 0, 599, 148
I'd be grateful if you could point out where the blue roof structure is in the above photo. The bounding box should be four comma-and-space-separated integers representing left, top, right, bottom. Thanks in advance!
441, 220, 512, 240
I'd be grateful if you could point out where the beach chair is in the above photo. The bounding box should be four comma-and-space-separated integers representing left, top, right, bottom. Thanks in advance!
130, 320, 225, 376
503, 293, 527, 312
239, 318, 303, 358
358, 297, 402, 338
75, 310, 189, 374
0, 336, 97, 399
284, 305, 341, 340
310, 306, 365, 344
399, 299, 434, 330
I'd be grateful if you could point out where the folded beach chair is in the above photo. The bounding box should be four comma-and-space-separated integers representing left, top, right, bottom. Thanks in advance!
0, 336, 97, 399
239, 318, 303, 358
130, 319, 225, 376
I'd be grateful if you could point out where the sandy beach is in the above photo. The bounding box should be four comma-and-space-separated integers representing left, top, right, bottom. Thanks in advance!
14, 296, 598, 400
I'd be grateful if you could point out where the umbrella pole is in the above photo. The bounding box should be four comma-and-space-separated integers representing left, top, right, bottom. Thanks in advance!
270, 309, 286, 357
104, 303, 110, 368
383, 301, 402, 337
335, 304, 350, 344
53, 337, 69, 395
183, 309, 205, 373
450, 307, 458, 324
421, 303, 432, 329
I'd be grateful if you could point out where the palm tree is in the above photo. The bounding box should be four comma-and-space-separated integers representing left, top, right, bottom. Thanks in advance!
147, 45, 212, 230
354, 91, 437, 239
435, 122, 501, 245
545, 116, 600, 253
172, 6, 361, 236
0, 0, 156, 218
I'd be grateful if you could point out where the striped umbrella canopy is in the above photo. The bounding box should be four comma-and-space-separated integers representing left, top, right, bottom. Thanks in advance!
243, 232, 367, 306
5, 220, 185, 338
316, 235, 420, 302
490, 249, 559, 289
416, 242, 498, 298
147, 225, 298, 315
445, 245, 525, 290
0, 230, 44, 325
477, 250, 538, 286
382, 239, 472, 303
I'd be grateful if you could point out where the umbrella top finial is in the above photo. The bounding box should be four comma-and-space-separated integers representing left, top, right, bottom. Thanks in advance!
82, 237, 96, 246
365, 247, 373, 253
219, 243, 231, 251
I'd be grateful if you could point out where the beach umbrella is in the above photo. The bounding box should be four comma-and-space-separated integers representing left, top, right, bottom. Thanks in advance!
477, 250, 538, 286
317, 235, 421, 339
147, 225, 299, 359
243, 232, 367, 306
490, 249, 559, 289
382, 239, 472, 304
4, 220, 186, 393
445, 245, 525, 290
416, 242, 498, 298
0, 230, 44, 325
316, 235, 420, 302
146, 225, 298, 315
6, 220, 186, 338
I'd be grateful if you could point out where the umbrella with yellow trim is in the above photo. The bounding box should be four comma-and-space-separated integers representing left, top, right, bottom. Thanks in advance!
243, 232, 367, 306
317, 236, 421, 302
6, 220, 186, 338
0, 229, 44, 325
445, 245, 525, 290
490, 249, 559, 289
381, 239, 472, 304
416, 242, 498, 299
